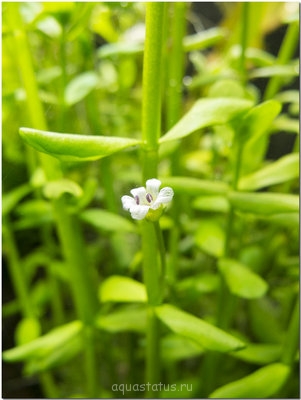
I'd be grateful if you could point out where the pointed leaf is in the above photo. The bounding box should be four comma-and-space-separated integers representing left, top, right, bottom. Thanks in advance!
232, 343, 282, 365
229, 191, 299, 215
156, 304, 245, 353
80, 209, 136, 233
160, 177, 229, 196
236, 100, 281, 144
99, 275, 147, 303
160, 98, 253, 143
218, 258, 268, 299
239, 153, 299, 191
19, 127, 140, 162
3, 321, 82, 362
64, 71, 99, 106
95, 306, 147, 333
209, 363, 290, 398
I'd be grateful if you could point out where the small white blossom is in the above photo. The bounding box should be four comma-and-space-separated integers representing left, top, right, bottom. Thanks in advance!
121, 178, 174, 221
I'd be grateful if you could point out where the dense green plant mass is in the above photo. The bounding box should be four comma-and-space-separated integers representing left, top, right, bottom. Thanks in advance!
2, 2, 299, 399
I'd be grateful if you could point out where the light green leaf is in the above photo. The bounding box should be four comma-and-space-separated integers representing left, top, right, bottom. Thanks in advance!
177, 273, 219, 295
209, 363, 290, 398
80, 209, 136, 233
155, 304, 245, 353
15, 318, 41, 346
64, 72, 99, 106
160, 98, 253, 143
19, 127, 140, 162
161, 334, 204, 362
195, 220, 225, 258
95, 306, 147, 333
2, 184, 32, 216
232, 343, 282, 365
25, 334, 82, 374
3, 320, 82, 362
218, 258, 268, 299
160, 177, 229, 196
228, 191, 299, 215
250, 64, 298, 79
99, 275, 147, 303
240, 100, 282, 173
43, 179, 83, 199
98, 42, 144, 58
236, 100, 281, 144
183, 27, 227, 52
239, 153, 299, 191
193, 195, 230, 213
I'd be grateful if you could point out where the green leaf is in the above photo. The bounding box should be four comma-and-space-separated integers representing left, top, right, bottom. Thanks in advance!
240, 101, 282, 173
15, 318, 41, 346
228, 191, 299, 215
80, 209, 136, 233
236, 100, 281, 144
95, 305, 147, 333
97, 42, 143, 58
160, 177, 229, 196
19, 127, 140, 162
177, 273, 219, 295
250, 64, 298, 79
64, 72, 99, 106
232, 343, 282, 365
159, 98, 253, 143
43, 179, 83, 199
99, 275, 147, 303
239, 153, 299, 190
218, 258, 268, 299
193, 195, 230, 213
183, 27, 227, 52
3, 320, 82, 362
155, 304, 245, 353
25, 334, 82, 374
209, 363, 290, 398
195, 220, 225, 258
2, 184, 32, 216
161, 334, 204, 362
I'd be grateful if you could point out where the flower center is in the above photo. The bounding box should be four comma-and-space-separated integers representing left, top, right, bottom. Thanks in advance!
134, 195, 140, 205
146, 193, 153, 203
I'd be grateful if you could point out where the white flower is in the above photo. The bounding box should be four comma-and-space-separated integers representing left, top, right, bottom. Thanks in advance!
121, 178, 174, 221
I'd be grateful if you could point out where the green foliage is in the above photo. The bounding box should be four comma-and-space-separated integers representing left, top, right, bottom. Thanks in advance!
2, 2, 299, 398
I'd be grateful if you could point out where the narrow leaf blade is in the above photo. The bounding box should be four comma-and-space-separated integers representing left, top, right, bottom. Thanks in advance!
156, 304, 245, 353
209, 363, 290, 398
160, 98, 253, 143
19, 128, 140, 162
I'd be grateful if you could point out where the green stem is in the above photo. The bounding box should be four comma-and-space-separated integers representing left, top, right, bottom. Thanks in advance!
154, 221, 166, 280
239, 2, 249, 83
3, 219, 33, 318
166, 2, 187, 285
141, 3, 167, 395
8, 4, 99, 396
264, 20, 299, 100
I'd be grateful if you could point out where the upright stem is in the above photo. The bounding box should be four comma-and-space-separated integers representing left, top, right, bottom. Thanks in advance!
166, 2, 187, 285
8, 4, 99, 396
264, 20, 299, 100
141, 3, 166, 396
239, 2, 249, 83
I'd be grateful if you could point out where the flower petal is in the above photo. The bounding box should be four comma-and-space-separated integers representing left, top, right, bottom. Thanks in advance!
146, 179, 161, 197
121, 195, 136, 211
130, 205, 150, 220
153, 187, 174, 207
131, 187, 147, 204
